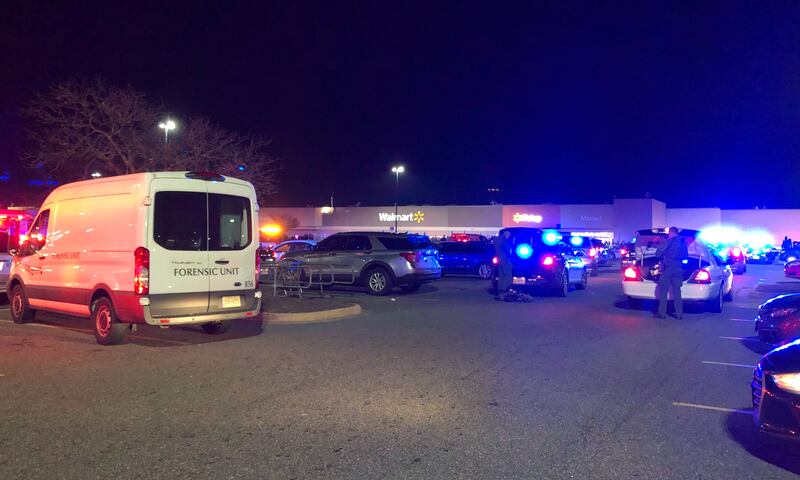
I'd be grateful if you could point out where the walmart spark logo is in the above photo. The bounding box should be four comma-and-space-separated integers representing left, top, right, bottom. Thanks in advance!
413, 210, 425, 223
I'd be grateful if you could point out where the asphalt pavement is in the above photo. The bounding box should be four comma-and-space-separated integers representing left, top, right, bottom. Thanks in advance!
1, 263, 799, 479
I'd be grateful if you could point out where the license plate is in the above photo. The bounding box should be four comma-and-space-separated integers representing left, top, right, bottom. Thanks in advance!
513, 277, 526, 285
222, 295, 241, 308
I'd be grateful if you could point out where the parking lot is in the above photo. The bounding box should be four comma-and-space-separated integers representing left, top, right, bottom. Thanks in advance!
2, 263, 799, 479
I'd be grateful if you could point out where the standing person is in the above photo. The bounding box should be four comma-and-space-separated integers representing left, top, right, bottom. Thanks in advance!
782, 236, 791, 251
654, 227, 688, 319
494, 230, 514, 297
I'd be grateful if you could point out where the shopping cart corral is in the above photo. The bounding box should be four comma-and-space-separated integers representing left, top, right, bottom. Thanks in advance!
260, 261, 357, 298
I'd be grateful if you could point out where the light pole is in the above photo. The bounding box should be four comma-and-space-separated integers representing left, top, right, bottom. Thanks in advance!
391, 165, 405, 232
158, 119, 176, 144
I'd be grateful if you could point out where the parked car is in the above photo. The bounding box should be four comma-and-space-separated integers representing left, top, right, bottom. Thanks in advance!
755, 294, 800, 345
437, 241, 495, 279
272, 239, 316, 261
7, 172, 262, 345
622, 229, 734, 312
752, 339, 800, 439
722, 245, 747, 275
491, 228, 588, 297
449, 233, 489, 243
747, 246, 779, 265
281, 232, 441, 295
780, 248, 800, 263
785, 260, 800, 280
619, 242, 636, 270
567, 236, 599, 277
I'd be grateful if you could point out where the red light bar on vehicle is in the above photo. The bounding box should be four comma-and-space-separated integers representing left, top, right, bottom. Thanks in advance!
731, 247, 742, 258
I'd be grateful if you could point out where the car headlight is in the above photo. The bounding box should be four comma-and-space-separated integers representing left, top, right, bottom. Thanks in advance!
767, 307, 798, 318
772, 373, 800, 394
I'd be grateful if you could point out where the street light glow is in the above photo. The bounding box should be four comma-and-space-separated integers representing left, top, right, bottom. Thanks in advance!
91, 172, 102, 178
158, 119, 176, 131
391, 165, 405, 174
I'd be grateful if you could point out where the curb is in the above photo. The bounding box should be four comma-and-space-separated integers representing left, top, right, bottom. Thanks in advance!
264, 303, 362, 325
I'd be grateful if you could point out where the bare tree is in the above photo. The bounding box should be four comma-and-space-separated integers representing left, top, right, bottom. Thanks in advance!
22, 78, 280, 199
22, 78, 162, 178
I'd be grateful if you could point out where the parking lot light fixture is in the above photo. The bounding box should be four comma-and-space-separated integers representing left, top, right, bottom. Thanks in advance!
391, 166, 405, 232
158, 118, 177, 144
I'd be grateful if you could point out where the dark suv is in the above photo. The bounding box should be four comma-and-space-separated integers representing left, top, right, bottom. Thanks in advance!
282, 232, 441, 295
491, 228, 588, 296
437, 241, 495, 279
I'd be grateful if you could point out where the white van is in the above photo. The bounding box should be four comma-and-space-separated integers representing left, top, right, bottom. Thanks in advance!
7, 172, 263, 345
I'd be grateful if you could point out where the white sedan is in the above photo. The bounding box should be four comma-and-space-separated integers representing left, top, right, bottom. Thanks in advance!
622, 244, 733, 313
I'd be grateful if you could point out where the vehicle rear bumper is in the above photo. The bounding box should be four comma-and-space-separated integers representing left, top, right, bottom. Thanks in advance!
396, 270, 441, 285
117, 291, 262, 325
622, 281, 718, 301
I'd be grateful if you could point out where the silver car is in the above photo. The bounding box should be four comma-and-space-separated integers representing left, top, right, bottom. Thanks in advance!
281, 232, 441, 295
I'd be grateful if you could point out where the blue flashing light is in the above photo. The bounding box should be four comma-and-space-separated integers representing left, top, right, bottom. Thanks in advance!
682, 259, 688, 264
570, 236, 584, 247
516, 243, 533, 259
542, 230, 560, 246
237, 164, 247, 172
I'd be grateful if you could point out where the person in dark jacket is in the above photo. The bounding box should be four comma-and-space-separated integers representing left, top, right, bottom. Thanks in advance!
654, 227, 688, 319
494, 230, 514, 295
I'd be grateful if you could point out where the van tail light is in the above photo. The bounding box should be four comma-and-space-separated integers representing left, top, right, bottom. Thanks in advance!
492, 256, 499, 265
690, 269, 711, 284
255, 248, 262, 287
400, 252, 419, 264
623, 266, 640, 281
134, 247, 150, 295
542, 255, 555, 266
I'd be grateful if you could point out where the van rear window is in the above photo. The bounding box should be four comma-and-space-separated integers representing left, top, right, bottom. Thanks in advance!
154, 192, 251, 251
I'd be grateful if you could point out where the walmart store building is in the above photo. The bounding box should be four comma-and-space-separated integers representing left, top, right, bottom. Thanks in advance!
261, 198, 800, 243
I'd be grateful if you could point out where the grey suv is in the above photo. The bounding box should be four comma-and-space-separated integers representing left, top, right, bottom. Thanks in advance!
281, 232, 441, 295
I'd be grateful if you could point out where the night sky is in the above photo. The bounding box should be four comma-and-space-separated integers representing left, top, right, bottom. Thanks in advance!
2, 1, 800, 208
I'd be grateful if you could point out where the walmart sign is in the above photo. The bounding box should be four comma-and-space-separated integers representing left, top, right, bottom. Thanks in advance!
378, 210, 426, 223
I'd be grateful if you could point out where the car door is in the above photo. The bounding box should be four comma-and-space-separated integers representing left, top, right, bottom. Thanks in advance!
304, 235, 350, 283
16, 209, 52, 306
437, 243, 458, 272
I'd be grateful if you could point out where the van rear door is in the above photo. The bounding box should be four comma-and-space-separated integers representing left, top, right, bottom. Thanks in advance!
206, 181, 258, 315
148, 181, 211, 318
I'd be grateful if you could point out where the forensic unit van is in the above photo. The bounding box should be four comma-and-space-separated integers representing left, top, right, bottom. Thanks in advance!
7, 172, 262, 345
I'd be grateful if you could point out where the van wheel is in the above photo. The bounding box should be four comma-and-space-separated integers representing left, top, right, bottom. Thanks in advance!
10, 284, 35, 324
365, 268, 393, 296
92, 297, 128, 345
202, 321, 232, 335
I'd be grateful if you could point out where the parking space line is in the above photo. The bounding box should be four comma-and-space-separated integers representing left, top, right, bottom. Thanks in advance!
701, 361, 753, 368
730, 318, 752, 322
672, 401, 750, 415
0, 319, 193, 346
719, 336, 746, 341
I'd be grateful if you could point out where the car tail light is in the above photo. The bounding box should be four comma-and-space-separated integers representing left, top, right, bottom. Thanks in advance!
620, 248, 627, 256
731, 247, 742, 258
542, 255, 555, 266
690, 269, 711, 284
255, 248, 262, 287
400, 252, 419, 264
134, 247, 149, 295
589, 248, 598, 257
623, 266, 640, 281
492, 256, 499, 265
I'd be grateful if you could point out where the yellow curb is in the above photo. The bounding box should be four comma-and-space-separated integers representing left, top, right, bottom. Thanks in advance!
264, 303, 362, 324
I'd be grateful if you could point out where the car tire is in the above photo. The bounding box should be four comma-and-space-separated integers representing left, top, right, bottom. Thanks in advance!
575, 270, 588, 290
92, 296, 128, 346
555, 271, 569, 297
477, 263, 493, 280
708, 286, 724, 313
401, 283, 422, 294
9, 284, 35, 324
724, 284, 734, 302
202, 320, 232, 335
365, 267, 393, 296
